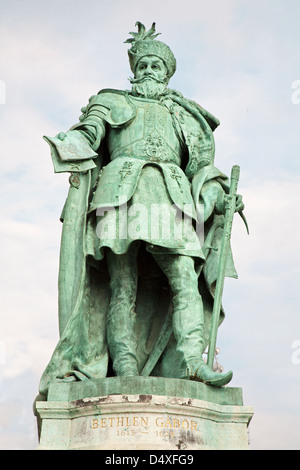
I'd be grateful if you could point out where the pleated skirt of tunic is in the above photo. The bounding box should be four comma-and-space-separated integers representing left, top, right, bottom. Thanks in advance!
88, 165, 204, 261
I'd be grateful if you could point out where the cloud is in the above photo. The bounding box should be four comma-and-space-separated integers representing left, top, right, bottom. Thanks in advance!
0, 370, 39, 450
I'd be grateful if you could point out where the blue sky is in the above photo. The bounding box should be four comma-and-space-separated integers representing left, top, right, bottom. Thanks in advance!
0, 0, 300, 449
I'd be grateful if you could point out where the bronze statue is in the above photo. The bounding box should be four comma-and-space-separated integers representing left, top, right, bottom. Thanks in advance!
39, 22, 245, 398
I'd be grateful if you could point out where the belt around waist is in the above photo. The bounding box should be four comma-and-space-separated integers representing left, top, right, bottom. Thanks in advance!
110, 153, 181, 165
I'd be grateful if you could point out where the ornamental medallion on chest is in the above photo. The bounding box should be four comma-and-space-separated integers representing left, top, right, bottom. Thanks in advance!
140, 102, 168, 161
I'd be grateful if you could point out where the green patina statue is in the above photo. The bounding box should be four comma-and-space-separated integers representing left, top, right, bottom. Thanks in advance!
39, 22, 245, 398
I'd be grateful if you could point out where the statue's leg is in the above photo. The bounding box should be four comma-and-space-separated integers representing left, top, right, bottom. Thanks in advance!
106, 244, 139, 377
153, 254, 232, 387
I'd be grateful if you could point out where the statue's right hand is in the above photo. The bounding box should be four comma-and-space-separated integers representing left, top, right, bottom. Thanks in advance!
57, 132, 67, 141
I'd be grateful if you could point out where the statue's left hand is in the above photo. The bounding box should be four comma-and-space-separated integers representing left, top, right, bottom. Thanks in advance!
235, 194, 245, 213
215, 193, 245, 215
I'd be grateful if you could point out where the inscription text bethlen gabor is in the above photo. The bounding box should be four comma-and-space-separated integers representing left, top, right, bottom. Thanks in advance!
91, 415, 198, 431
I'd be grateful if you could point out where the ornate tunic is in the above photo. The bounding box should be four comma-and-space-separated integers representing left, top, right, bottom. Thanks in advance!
79, 94, 205, 259
108, 96, 183, 166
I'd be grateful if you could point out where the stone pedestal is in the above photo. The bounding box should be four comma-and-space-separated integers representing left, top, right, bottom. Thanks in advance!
35, 377, 253, 450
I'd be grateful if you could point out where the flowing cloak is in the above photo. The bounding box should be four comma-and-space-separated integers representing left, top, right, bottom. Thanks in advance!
39, 89, 238, 398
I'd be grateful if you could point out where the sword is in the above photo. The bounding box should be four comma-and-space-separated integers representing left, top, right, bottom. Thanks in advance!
207, 165, 241, 369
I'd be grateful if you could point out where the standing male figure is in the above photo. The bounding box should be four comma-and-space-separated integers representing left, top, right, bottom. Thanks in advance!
40, 22, 244, 397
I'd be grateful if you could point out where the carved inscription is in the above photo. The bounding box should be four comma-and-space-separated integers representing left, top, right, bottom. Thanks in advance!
91, 415, 198, 438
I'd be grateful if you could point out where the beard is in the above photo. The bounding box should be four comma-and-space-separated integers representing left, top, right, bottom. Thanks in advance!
130, 76, 167, 99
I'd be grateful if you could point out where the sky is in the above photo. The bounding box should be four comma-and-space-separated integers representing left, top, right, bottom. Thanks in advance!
0, 0, 300, 450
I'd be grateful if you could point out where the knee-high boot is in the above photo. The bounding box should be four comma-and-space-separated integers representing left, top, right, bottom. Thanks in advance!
106, 299, 139, 376
172, 296, 233, 387
106, 250, 139, 377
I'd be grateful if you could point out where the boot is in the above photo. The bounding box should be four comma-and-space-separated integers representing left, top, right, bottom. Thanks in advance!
106, 306, 139, 377
186, 361, 233, 387
172, 297, 233, 387
106, 248, 139, 377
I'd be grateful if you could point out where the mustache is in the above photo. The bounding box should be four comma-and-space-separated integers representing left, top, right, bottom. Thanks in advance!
129, 75, 166, 85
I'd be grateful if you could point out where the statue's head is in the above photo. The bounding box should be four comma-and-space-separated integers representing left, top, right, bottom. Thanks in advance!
126, 22, 176, 98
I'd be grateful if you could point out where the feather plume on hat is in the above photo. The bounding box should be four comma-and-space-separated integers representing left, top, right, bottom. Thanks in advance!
125, 22, 176, 78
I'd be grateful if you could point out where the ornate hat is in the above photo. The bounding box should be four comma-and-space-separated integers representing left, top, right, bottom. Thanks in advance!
125, 22, 176, 78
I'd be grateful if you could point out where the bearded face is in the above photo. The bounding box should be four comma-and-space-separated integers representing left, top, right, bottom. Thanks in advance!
130, 55, 169, 99
130, 76, 167, 99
